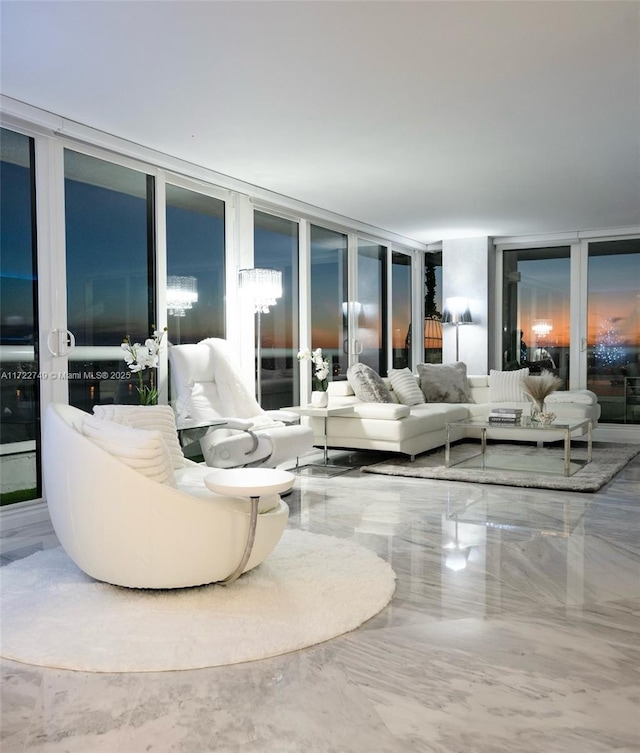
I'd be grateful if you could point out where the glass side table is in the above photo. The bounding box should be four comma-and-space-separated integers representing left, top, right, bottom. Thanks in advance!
176, 419, 228, 449
285, 404, 355, 465
283, 405, 353, 476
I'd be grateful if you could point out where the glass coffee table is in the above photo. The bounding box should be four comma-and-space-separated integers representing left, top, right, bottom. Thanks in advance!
445, 417, 593, 477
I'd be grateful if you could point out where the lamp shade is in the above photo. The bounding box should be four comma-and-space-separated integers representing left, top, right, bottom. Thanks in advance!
239, 268, 282, 313
424, 316, 443, 348
442, 297, 472, 325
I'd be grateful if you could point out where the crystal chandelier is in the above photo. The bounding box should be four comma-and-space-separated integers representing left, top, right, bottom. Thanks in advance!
238, 268, 282, 314
167, 276, 198, 317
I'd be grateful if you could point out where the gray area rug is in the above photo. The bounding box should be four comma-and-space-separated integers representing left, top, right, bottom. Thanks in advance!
362, 441, 640, 492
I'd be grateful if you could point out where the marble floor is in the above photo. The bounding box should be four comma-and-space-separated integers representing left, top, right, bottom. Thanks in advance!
1, 449, 640, 753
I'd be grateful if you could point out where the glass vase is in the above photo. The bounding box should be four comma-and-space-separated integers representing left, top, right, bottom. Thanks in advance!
531, 399, 545, 422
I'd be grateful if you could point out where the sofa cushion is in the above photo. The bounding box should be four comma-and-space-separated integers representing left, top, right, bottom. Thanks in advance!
326, 412, 441, 441
417, 362, 473, 404
489, 368, 530, 402
82, 415, 176, 487
388, 368, 425, 406
347, 363, 394, 403
93, 404, 185, 469
352, 403, 410, 420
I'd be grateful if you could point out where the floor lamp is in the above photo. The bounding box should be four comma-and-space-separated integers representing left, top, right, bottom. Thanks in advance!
238, 268, 282, 404
442, 297, 473, 362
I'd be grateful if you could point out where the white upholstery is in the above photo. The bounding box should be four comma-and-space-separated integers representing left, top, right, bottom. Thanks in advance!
305, 374, 601, 458
168, 339, 314, 468
82, 414, 177, 487
43, 403, 289, 589
92, 404, 185, 470
489, 368, 530, 402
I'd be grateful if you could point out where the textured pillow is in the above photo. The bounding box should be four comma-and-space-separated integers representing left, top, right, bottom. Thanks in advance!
416, 362, 473, 404
93, 404, 184, 469
489, 368, 530, 402
82, 415, 176, 486
346, 363, 394, 403
388, 368, 425, 406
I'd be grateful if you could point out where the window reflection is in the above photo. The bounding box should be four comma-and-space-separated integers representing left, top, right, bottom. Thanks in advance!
166, 184, 225, 344
64, 150, 154, 409
254, 211, 299, 408
310, 225, 348, 380
392, 252, 412, 369
587, 239, 640, 424
0, 128, 40, 503
502, 247, 570, 387
357, 240, 387, 374
423, 252, 442, 364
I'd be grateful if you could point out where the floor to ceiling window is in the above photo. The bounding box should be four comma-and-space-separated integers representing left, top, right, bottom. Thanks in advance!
254, 211, 300, 409
309, 225, 349, 381
64, 150, 155, 409
166, 183, 225, 345
423, 252, 443, 364
502, 246, 571, 387
356, 240, 387, 374
391, 251, 412, 368
586, 238, 640, 423
0, 128, 40, 504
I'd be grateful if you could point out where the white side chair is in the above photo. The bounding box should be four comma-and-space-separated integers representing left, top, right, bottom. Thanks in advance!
43, 403, 289, 589
168, 338, 314, 469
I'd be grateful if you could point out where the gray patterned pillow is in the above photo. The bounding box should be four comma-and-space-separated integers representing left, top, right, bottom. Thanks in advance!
347, 363, 394, 403
416, 362, 474, 404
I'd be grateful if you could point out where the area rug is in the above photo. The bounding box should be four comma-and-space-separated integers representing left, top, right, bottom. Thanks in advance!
0, 529, 395, 673
362, 441, 640, 492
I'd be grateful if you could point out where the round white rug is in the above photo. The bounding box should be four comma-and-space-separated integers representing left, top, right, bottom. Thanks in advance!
0, 529, 395, 673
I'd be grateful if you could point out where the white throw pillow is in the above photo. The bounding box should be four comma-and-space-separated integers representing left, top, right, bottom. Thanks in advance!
489, 368, 530, 402
92, 405, 184, 469
82, 415, 176, 487
388, 368, 425, 406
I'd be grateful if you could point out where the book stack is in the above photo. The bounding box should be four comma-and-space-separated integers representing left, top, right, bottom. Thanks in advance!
488, 407, 523, 424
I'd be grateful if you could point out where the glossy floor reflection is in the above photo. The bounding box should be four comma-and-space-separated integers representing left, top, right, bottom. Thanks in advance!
2, 450, 639, 753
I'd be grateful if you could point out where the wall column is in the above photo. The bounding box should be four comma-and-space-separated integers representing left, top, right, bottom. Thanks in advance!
442, 237, 494, 375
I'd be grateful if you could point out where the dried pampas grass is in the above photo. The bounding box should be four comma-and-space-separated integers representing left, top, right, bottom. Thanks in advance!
521, 370, 563, 403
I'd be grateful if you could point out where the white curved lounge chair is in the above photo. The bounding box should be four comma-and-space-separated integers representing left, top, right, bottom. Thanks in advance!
43, 403, 289, 589
168, 338, 314, 468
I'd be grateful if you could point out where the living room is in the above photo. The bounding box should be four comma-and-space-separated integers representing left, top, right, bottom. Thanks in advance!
1, 2, 639, 751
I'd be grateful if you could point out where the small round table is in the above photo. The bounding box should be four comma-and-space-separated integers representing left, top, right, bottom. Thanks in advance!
204, 468, 295, 584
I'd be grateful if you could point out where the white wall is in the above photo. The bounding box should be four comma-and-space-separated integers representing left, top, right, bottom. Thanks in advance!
442, 237, 494, 375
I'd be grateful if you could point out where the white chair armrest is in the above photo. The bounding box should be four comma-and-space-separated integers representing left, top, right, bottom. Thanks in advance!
266, 410, 300, 425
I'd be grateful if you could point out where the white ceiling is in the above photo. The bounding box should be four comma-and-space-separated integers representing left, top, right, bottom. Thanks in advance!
1, 1, 639, 245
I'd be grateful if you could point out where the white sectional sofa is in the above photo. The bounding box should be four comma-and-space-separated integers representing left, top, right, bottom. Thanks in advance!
301, 373, 601, 460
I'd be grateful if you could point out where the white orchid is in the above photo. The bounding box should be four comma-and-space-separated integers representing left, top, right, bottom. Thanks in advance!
122, 327, 167, 405
297, 346, 330, 391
